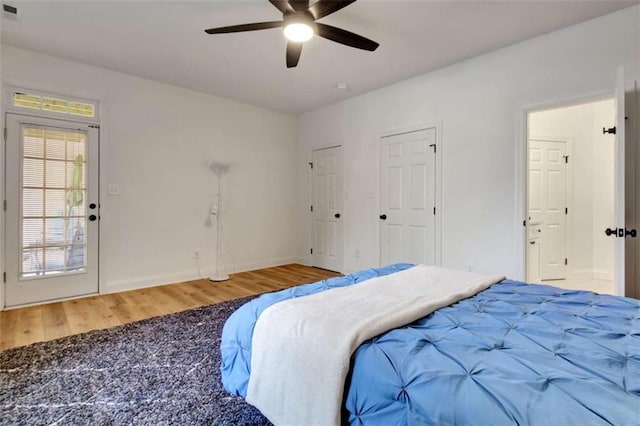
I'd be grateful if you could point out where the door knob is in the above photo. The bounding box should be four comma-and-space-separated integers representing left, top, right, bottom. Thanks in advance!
334, 213, 341, 218
89, 203, 97, 209
89, 214, 97, 222
602, 126, 616, 135
605, 227, 624, 237
379, 214, 387, 220
626, 228, 637, 238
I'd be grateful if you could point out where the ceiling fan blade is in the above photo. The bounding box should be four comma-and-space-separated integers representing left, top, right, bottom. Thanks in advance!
286, 41, 303, 68
268, 0, 294, 14
308, 0, 357, 20
316, 23, 379, 51
205, 21, 283, 34
290, 0, 310, 12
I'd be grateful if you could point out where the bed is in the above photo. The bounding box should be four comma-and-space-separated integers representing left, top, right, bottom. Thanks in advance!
221, 264, 640, 425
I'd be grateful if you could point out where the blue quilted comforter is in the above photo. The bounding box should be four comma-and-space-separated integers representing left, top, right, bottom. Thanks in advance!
221, 265, 640, 425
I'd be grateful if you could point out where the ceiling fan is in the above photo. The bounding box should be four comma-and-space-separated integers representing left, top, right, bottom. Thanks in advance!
204, 0, 379, 68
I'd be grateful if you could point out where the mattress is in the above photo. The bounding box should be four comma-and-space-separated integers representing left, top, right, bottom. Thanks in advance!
220, 265, 640, 425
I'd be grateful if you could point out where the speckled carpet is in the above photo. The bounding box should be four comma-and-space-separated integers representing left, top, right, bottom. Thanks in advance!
0, 296, 272, 425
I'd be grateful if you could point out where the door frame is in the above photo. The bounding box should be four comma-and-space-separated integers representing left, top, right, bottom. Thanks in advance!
516, 91, 620, 287
376, 121, 443, 267
526, 135, 572, 281
4, 113, 101, 308
1, 86, 103, 309
308, 144, 344, 273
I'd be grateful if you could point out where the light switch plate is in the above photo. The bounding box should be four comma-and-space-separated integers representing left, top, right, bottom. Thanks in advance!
107, 184, 121, 196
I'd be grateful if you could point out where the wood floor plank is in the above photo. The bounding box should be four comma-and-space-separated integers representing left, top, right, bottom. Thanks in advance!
0, 264, 340, 351
41, 303, 71, 342
14, 307, 44, 348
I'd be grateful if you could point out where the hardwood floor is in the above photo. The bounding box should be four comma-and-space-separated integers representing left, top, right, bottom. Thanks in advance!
0, 264, 340, 352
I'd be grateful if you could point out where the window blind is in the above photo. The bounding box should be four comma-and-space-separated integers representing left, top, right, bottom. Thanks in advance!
21, 126, 88, 277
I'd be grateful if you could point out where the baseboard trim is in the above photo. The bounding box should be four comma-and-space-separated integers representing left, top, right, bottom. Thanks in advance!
566, 269, 593, 280
566, 269, 614, 281
103, 257, 301, 295
593, 270, 614, 281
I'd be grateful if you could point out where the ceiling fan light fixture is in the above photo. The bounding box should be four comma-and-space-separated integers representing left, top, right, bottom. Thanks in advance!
284, 22, 314, 42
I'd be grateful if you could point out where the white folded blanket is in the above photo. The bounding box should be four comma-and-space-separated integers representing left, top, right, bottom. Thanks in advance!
246, 265, 505, 426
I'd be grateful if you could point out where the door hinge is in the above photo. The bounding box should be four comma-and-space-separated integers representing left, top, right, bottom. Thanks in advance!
310, 248, 313, 254
309, 162, 313, 169
3, 200, 6, 211
429, 143, 436, 154
433, 206, 436, 215
3, 127, 6, 142
564, 155, 569, 164
3, 272, 5, 283
310, 205, 313, 212
565, 258, 568, 266
565, 207, 568, 215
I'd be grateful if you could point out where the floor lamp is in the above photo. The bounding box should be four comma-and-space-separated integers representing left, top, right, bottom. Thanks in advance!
209, 162, 230, 282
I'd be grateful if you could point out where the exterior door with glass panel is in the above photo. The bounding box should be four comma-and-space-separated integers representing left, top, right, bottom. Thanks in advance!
5, 114, 99, 307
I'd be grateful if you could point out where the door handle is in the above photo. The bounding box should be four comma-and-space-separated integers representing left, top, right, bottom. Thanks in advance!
334, 213, 341, 218
89, 203, 97, 209
379, 214, 387, 220
605, 227, 625, 237
602, 126, 616, 135
89, 214, 97, 222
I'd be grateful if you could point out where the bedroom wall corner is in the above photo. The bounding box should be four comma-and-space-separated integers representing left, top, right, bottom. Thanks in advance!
0, 46, 300, 296
296, 6, 640, 279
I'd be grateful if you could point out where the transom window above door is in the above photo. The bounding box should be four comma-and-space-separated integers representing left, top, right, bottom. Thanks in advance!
4, 87, 99, 122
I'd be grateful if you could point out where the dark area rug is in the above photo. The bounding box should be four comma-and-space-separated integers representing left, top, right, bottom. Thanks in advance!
0, 296, 272, 425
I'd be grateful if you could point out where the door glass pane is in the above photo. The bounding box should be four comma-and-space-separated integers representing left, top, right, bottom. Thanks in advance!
23, 189, 44, 217
45, 189, 66, 217
23, 128, 45, 157
20, 125, 88, 278
22, 219, 43, 246
23, 158, 44, 186
45, 160, 66, 188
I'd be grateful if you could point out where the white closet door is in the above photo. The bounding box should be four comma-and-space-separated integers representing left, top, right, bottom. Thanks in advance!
380, 128, 436, 266
311, 146, 343, 272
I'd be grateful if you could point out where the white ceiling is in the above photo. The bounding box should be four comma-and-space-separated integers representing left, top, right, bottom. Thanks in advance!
1, 0, 637, 114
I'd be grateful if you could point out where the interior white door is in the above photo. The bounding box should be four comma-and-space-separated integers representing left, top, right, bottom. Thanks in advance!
528, 139, 567, 280
311, 146, 343, 272
380, 128, 436, 266
5, 114, 99, 307
613, 67, 626, 296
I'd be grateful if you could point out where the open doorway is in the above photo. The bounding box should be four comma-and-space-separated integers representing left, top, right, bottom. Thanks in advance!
526, 98, 616, 295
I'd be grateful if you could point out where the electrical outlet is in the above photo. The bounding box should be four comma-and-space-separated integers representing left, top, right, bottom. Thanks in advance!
107, 184, 121, 196
193, 249, 200, 259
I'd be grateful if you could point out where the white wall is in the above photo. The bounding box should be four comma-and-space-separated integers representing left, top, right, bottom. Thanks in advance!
529, 100, 615, 280
297, 6, 639, 278
1, 46, 299, 296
